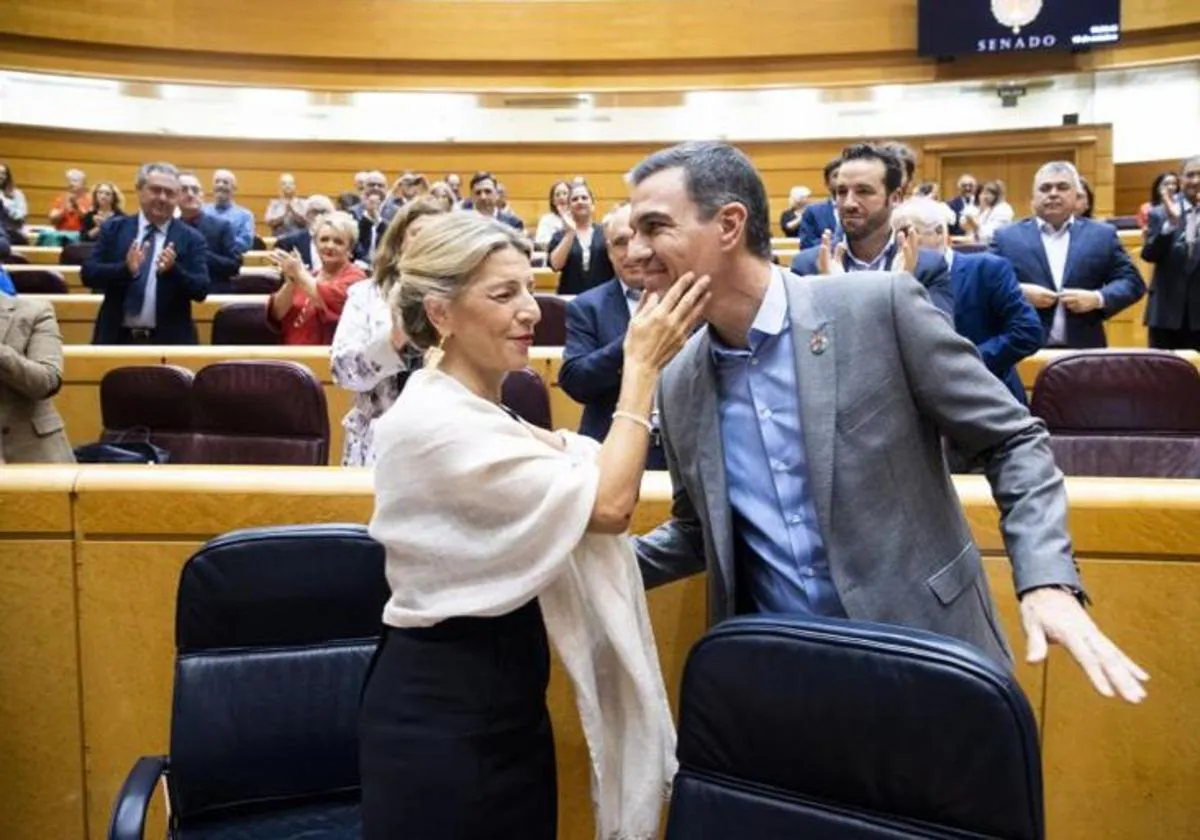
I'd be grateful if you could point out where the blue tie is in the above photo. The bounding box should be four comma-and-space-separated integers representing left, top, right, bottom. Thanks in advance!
626, 288, 642, 304
125, 226, 158, 318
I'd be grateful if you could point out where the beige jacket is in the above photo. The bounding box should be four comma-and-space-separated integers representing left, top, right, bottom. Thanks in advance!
0, 296, 74, 464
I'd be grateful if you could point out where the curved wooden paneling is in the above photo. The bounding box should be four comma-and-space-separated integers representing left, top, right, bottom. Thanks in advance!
0, 1, 1198, 89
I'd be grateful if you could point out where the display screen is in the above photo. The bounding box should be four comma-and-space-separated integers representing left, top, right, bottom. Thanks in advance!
917, 1, 1121, 57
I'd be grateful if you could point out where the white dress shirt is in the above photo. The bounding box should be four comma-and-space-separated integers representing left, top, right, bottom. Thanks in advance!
124, 213, 169, 328
1039, 217, 1073, 346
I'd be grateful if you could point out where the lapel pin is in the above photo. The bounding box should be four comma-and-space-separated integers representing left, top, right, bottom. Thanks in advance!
809, 326, 829, 356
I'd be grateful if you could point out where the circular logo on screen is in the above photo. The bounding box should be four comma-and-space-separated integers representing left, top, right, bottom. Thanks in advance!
991, 0, 1044, 34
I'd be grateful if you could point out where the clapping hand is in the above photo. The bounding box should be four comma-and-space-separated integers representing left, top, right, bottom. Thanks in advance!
1021, 283, 1059, 309
156, 243, 177, 274
816, 229, 846, 276
125, 240, 148, 276
1162, 186, 1183, 223
267, 248, 304, 281
1059, 289, 1103, 314
892, 229, 919, 276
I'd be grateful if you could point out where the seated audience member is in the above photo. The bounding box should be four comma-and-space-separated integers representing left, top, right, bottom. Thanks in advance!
426, 181, 456, 212
80, 182, 126, 241
991, 161, 1144, 349
0, 162, 29, 245
0, 294, 74, 464
380, 171, 424, 224
469, 171, 524, 231
790, 142, 953, 316
265, 173, 307, 238
444, 172, 463, 205
275, 194, 336, 269
496, 182, 524, 230
355, 192, 388, 265
1138, 171, 1179, 230
337, 192, 361, 213
535, 180, 571, 248
1142, 155, 1200, 350
82, 162, 209, 345
894, 198, 1041, 404
204, 169, 255, 250
963, 179, 1015, 244
331, 198, 445, 466
178, 172, 244, 293
779, 186, 810, 238
352, 171, 368, 202
912, 180, 940, 199
549, 183, 615, 295
356, 171, 389, 220
947, 172, 979, 236
1077, 176, 1096, 219
798, 156, 841, 248
268, 210, 365, 345
48, 169, 92, 234
560, 203, 666, 469
361, 211, 704, 840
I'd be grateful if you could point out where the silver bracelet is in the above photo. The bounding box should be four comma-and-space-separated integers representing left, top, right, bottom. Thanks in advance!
612, 410, 652, 433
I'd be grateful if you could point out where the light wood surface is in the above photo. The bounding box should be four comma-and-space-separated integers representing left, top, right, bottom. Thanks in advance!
0, 467, 1196, 839
0, 1, 1196, 89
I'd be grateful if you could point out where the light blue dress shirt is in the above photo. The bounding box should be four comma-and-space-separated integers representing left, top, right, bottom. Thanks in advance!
204, 201, 255, 251
709, 268, 846, 617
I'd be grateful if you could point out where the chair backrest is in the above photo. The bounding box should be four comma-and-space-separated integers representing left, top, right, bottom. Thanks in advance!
1, 251, 29, 264
99, 366, 196, 460
534, 293, 567, 346
168, 524, 389, 825
1030, 351, 1200, 477
1106, 215, 1141, 230
231, 271, 283, 294
11, 269, 68, 294
60, 241, 97, 266
666, 616, 1043, 840
501, 367, 552, 430
188, 360, 330, 465
211, 301, 280, 345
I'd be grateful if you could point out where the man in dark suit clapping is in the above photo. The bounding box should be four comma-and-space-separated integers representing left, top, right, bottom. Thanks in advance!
1142, 155, 1200, 350
82, 162, 209, 345
178, 171, 244, 294
990, 161, 1145, 349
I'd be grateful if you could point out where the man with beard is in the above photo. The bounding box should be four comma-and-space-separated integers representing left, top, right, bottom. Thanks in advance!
790, 143, 953, 316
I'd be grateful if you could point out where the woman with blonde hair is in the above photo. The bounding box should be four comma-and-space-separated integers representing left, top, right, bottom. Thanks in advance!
267, 210, 366, 344
80, 182, 126, 241
331, 198, 446, 466
361, 211, 710, 839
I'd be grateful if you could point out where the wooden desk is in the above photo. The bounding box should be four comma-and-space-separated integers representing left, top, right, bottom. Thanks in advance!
0, 469, 1194, 840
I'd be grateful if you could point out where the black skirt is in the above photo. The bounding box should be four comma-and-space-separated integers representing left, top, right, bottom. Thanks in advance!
358, 599, 557, 840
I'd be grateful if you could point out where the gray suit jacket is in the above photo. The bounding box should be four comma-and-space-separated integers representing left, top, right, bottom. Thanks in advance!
634, 269, 1080, 663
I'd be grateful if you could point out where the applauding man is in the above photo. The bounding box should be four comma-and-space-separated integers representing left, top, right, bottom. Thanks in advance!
1142, 155, 1200, 350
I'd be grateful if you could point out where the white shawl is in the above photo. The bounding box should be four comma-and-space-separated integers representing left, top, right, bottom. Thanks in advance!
369, 369, 677, 840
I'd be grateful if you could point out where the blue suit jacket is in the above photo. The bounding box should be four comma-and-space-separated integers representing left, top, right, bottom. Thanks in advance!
797, 200, 838, 250
559, 278, 665, 469
1141, 204, 1200, 331
990, 217, 1145, 348
949, 252, 1042, 404
82, 214, 209, 344
276, 230, 315, 268
182, 212, 244, 293
789, 245, 955, 317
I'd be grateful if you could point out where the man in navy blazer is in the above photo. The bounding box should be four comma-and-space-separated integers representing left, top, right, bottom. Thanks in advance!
895, 198, 1042, 403
790, 143, 954, 317
990, 161, 1145, 349
559, 203, 666, 469
178, 172, 244, 294
946, 173, 979, 237
797, 156, 841, 249
1141, 155, 1200, 350
82, 162, 209, 345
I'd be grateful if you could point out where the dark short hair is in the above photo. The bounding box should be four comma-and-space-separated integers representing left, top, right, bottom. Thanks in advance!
1149, 171, 1178, 206
822, 156, 842, 183
470, 171, 497, 191
881, 141, 917, 186
839, 142, 905, 195
628, 141, 772, 260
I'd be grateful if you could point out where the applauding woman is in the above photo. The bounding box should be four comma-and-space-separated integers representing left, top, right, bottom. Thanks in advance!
548, 182, 615, 295
267, 211, 366, 345
81, 182, 126, 241
361, 211, 710, 840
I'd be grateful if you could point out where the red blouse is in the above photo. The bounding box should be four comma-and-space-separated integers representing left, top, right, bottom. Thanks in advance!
269, 262, 367, 345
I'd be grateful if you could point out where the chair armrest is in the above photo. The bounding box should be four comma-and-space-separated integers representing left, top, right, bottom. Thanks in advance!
108, 755, 169, 840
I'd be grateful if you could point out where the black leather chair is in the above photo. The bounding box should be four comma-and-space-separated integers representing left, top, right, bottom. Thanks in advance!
665, 615, 1044, 840
10, 268, 68, 294
108, 524, 390, 840
533, 293, 567, 346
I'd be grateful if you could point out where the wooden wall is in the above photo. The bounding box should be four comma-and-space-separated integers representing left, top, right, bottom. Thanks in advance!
0, 123, 1116, 235
1114, 157, 1183, 216
1, 1, 1198, 89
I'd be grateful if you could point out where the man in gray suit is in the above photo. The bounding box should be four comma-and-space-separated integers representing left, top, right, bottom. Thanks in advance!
627, 142, 1147, 703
